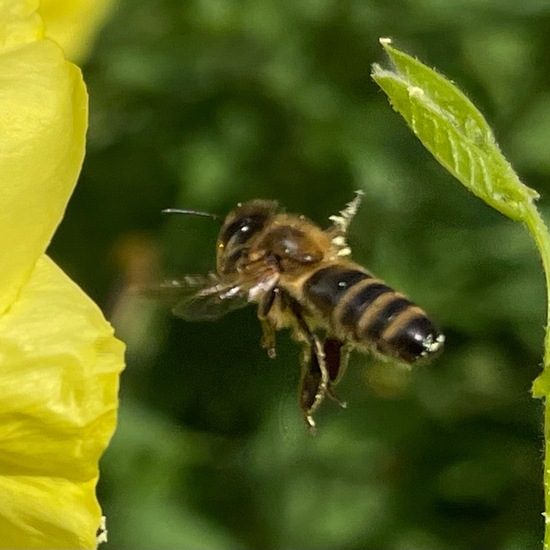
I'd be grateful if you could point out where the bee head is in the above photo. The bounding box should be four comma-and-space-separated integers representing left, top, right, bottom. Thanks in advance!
217, 199, 279, 274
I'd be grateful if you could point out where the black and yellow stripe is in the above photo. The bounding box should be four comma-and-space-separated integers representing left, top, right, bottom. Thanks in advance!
303, 264, 441, 363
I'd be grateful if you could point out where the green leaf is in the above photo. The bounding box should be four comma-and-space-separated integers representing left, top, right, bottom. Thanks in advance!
372, 38, 550, 550
371, 38, 538, 221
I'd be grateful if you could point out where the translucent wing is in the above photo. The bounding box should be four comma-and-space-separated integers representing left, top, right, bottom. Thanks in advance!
139, 268, 279, 322
171, 280, 250, 321
140, 275, 248, 321
135, 274, 247, 321
137, 274, 217, 302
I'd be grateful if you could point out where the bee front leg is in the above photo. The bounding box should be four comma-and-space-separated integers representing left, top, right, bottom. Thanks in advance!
259, 319, 277, 359
258, 288, 278, 359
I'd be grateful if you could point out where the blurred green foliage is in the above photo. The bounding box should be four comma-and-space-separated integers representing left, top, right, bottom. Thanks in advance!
48, 0, 550, 547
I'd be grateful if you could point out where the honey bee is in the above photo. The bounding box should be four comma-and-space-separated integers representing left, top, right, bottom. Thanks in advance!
158, 192, 444, 432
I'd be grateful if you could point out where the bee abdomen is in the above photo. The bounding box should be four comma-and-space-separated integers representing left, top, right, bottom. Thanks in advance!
303, 264, 444, 363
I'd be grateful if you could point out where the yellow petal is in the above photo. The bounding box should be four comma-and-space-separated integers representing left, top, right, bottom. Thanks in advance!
0, 1, 43, 48
0, 255, 125, 548
38, 0, 115, 62
0, 9, 87, 316
0, 3, 125, 547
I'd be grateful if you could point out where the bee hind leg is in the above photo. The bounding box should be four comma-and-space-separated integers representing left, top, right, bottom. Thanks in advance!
298, 336, 329, 434
323, 338, 350, 409
284, 293, 329, 433
329, 190, 364, 233
326, 190, 364, 257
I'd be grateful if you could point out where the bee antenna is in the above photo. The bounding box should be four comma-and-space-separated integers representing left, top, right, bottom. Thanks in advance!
161, 208, 222, 224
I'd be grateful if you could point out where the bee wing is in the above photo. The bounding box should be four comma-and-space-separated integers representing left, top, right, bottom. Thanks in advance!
171, 281, 251, 321
136, 274, 218, 302
140, 268, 279, 322
135, 274, 245, 321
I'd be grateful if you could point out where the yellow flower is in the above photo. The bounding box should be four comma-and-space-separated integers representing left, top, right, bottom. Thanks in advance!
38, 0, 115, 61
0, 2, 124, 548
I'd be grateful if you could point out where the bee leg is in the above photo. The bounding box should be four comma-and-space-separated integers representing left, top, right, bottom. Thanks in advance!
260, 319, 277, 359
329, 190, 364, 233
284, 293, 329, 433
298, 336, 328, 434
323, 338, 349, 409
326, 190, 364, 257
258, 288, 278, 359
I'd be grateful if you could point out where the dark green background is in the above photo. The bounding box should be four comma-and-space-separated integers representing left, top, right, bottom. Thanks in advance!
51, 1, 550, 548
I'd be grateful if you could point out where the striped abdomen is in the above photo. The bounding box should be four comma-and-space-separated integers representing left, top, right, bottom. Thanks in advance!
303, 264, 444, 362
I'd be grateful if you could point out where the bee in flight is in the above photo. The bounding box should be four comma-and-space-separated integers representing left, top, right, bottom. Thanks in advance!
157, 192, 444, 432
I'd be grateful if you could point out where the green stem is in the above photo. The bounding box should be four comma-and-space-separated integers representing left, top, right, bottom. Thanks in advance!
523, 204, 550, 337
521, 202, 550, 548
